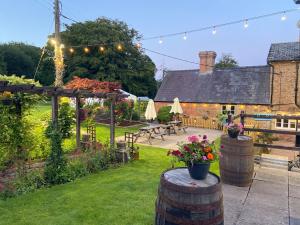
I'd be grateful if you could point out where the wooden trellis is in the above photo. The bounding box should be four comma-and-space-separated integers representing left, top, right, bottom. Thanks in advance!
0, 81, 127, 148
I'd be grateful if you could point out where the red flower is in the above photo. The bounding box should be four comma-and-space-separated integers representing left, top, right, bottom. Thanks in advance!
171, 150, 181, 156
221, 145, 224, 149
184, 145, 191, 152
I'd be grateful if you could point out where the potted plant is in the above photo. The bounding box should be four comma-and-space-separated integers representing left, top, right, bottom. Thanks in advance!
227, 123, 244, 138
168, 135, 218, 180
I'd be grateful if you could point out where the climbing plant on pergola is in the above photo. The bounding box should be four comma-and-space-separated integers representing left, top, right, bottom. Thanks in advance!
0, 80, 127, 148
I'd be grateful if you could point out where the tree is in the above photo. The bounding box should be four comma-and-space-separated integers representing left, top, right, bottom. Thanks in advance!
0, 43, 55, 86
61, 18, 157, 98
215, 54, 238, 69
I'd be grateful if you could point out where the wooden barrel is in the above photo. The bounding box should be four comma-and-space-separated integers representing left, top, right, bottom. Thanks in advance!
220, 135, 254, 187
155, 168, 223, 225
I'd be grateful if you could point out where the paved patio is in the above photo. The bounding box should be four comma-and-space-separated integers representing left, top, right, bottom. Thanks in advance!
224, 166, 300, 225
134, 127, 223, 149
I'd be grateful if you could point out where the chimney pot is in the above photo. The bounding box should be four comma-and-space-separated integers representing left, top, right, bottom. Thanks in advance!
199, 51, 217, 74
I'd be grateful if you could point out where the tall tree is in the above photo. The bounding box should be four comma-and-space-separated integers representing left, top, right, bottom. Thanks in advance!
0, 42, 55, 85
61, 18, 157, 98
215, 54, 238, 69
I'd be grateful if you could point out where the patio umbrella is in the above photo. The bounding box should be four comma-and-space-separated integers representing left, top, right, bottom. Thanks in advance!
170, 97, 183, 114
145, 99, 157, 121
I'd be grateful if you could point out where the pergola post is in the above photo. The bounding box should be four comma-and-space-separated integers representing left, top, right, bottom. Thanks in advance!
110, 95, 116, 148
75, 96, 81, 149
51, 95, 59, 126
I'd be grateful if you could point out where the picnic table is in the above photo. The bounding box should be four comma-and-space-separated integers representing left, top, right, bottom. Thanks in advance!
167, 121, 188, 134
134, 125, 166, 144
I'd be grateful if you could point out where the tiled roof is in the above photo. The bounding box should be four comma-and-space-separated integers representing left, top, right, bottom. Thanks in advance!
155, 66, 271, 105
268, 42, 300, 62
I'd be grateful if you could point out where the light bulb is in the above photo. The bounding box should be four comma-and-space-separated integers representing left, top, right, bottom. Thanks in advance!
84, 47, 89, 53
159, 37, 163, 44
183, 33, 187, 40
99, 46, 105, 52
244, 20, 249, 29
69, 48, 74, 53
60, 44, 65, 49
136, 42, 142, 49
117, 44, 122, 50
212, 27, 217, 35
281, 13, 287, 21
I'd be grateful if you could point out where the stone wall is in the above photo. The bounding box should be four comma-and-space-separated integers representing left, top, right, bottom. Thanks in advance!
155, 102, 270, 118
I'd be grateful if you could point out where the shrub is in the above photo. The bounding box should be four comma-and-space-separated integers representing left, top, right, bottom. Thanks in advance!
58, 102, 75, 139
0, 170, 45, 199
44, 124, 68, 185
157, 106, 173, 124
67, 159, 88, 181
86, 151, 111, 173
131, 111, 140, 121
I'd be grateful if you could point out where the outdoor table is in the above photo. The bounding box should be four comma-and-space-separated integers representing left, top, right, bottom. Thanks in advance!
134, 125, 165, 144
167, 121, 183, 135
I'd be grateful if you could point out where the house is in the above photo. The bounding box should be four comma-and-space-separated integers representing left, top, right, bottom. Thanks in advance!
155, 42, 300, 131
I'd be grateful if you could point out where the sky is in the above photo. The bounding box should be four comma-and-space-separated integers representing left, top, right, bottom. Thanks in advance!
1, 0, 300, 79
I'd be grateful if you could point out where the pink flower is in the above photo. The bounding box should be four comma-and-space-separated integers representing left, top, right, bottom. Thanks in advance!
202, 156, 208, 160
218, 152, 223, 158
221, 145, 224, 149
188, 135, 199, 143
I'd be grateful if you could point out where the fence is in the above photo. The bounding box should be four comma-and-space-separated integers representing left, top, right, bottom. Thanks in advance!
180, 116, 223, 130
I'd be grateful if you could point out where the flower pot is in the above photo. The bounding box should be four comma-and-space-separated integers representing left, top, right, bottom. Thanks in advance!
228, 128, 239, 138
187, 162, 210, 180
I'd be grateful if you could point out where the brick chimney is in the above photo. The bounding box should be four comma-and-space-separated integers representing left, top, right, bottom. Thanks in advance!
199, 51, 217, 74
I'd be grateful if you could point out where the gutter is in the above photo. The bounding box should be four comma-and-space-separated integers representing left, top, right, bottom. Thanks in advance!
295, 62, 300, 108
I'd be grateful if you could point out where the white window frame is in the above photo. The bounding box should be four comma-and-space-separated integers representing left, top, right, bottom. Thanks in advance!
275, 119, 297, 130
222, 105, 235, 115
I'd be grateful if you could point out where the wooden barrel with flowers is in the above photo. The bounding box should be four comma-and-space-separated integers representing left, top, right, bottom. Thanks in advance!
155, 168, 224, 225
220, 135, 254, 187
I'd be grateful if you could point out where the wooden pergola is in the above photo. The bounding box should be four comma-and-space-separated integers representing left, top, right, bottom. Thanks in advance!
0, 81, 127, 148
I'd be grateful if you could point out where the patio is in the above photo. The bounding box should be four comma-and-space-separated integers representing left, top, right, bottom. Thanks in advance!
132, 127, 223, 149
223, 166, 300, 225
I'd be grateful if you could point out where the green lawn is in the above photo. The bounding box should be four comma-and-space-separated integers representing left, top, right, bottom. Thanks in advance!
27, 103, 143, 157
0, 145, 219, 225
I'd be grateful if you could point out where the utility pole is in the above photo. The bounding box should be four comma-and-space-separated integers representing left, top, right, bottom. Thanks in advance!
53, 0, 64, 87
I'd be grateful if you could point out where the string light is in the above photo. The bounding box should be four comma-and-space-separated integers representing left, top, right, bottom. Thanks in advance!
84, 47, 89, 53
142, 8, 298, 41
50, 38, 56, 45
183, 33, 187, 40
60, 44, 65, 49
159, 37, 163, 44
244, 20, 249, 29
69, 48, 74, 53
212, 27, 217, 35
99, 46, 105, 52
281, 12, 287, 21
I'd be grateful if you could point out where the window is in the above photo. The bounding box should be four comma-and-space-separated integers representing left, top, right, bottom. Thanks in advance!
222, 105, 235, 115
275, 119, 297, 130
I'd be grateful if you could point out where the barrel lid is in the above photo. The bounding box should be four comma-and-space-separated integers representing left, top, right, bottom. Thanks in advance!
161, 168, 221, 194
